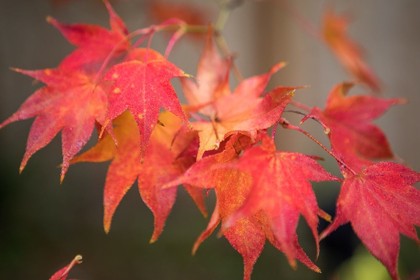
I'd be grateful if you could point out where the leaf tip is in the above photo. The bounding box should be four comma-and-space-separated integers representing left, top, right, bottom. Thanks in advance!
183, 72, 194, 79
104, 219, 111, 234
10, 67, 22, 73
46, 15, 53, 23
289, 258, 298, 270
149, 236, 157, 244
191, 244, 198, 256
98, 124, 107, 140
19, 160, 27, 174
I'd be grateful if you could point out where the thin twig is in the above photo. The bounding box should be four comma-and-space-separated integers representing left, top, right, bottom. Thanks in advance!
279, 118, 357, 175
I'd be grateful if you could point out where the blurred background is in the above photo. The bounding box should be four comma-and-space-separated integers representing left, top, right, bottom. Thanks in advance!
0, 0, 419, 279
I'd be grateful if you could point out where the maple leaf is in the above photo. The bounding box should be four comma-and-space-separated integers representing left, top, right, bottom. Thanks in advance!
102, 48, 190, 158
193, 84, 295, 159
182, 29, 296, 158
49, 255, 82, 280
164, 134, 322, 279
71, 111, 205, 241
48, 0, 130, 73
320, 162, 420, 280
180, 28, 229, 116
322, 9, 381, 92
223, 134, 339, 268
0, 68, 109, 182
301, 82, 405, 174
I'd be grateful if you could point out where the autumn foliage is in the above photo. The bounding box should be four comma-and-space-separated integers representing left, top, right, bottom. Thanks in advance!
2, 1, 420, 280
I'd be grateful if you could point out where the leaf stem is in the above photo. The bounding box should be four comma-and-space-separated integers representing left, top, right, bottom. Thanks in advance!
289, 100, 312, 112
215, 5, 230, 31
279, 118, 357, 175
93, 21, 209, 84
215, 35, 244, 82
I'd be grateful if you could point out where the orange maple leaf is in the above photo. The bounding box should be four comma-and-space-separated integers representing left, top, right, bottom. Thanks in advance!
72, 111, 205, 241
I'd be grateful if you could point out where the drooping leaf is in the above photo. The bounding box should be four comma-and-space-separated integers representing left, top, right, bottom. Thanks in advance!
320, 162, 420, 280
0, 68, 109, 182
165, 134, 322, 279
225, 134, 339, 268
103, 48, 190, 158
49, 255, 82, 280
322, 9, 381, 92
301, 82, 404, 174
72, 111, 204, 241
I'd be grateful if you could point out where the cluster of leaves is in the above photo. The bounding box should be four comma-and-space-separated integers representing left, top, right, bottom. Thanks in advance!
2, 1, 420, 280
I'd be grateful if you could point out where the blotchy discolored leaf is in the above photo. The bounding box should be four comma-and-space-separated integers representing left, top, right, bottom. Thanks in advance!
320, 162, 420, 280
103, 48, 190, 159
301, 82, 404, 174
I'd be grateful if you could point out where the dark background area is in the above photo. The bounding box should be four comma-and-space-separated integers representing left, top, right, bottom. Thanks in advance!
0, 0, 419, 279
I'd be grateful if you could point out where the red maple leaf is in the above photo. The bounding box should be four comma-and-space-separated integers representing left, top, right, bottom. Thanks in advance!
320, 162, 420, 280
301, 82, 405, 174
0, 68, 109, 182
322, 9, 381, 92
224, 134, 339, 268
72, 111, 205, 241
48, 0, 130, 74
102, 48, 190, 158
49, 255, 82, 280
164, 134, 323, 279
